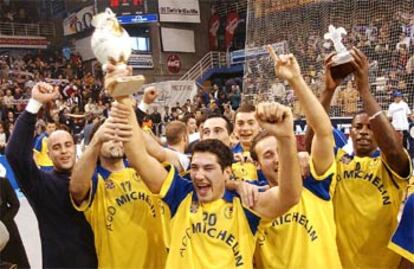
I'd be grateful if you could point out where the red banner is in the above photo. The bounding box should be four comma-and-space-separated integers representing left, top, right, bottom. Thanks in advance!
0, 37, 49, 49
208, 13, 220, 50
225, 10, 240, 49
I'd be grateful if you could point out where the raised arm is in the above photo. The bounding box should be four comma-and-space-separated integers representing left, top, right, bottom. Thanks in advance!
268, 46, 334, 175
111, 100, 168, 193
142, 131, 189, 172
251, 102, 302, 219
351, 47, 410, 177
304, 53, 344, 153
103, 64, 168, 193
69, 117, 132, 204
5, 83, 59, 194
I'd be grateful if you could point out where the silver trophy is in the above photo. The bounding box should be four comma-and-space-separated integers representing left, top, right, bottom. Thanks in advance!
324, 25, 355, 80
91, 8, 145, 97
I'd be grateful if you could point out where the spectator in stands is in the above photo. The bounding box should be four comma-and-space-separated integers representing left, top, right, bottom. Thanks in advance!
338, 81, 359, 116
166, 120, 188, 154
0, 121, 6, 154
223, 102, 235, 123
229, 84, 241, 110
183, 113, 199, 143
149, 107, 162, 136
387, 90, 412, 156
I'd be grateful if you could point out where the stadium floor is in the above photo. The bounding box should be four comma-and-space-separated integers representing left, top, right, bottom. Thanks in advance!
15, 196, 42, 268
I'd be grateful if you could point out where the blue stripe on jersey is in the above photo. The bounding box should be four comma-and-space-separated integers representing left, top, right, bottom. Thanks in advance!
303, 174, 334, 201
34, 132, 47, 151
333, 128, 347, 148
243, 207, 261, 235
257, 170, 268, 186
88, 165, 109, 206
162, 172, 193, 218
391, 193, 414, 254
232, 143, 243, 154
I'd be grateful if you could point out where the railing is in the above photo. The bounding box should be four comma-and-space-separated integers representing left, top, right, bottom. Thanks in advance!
0, 22, 55, 37
180, 51, 228, 81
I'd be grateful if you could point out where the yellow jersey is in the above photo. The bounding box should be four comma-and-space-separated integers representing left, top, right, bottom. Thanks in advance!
33, 133, 53, 169
232, 143, 258, 181
334, 148, 411, 268
255, 159, 342, 269
388, 185, 414, 263
160, 165, 267, 269
72, 166, 167, 269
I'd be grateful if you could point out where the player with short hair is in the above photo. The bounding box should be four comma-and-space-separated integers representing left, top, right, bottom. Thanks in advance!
110, 96, 302, 268
306, 48, 412, 268
248, 46, 341, 269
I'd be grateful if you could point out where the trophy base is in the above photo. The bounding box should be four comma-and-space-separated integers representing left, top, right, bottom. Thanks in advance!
331, 51, 355, 80
110, 75, 146, 97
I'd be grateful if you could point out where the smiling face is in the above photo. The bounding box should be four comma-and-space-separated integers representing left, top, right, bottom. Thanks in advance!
234, 112, 259, 150
201, 117, 231, 146
100, 140, 124, 160
47, 130, 76, 172
253, 136, 279, 185
190, 152, 230, 203
350, 113, 377, 157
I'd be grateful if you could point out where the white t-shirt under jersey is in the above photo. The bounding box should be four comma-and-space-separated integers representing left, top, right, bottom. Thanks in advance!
387, 101, 411, 131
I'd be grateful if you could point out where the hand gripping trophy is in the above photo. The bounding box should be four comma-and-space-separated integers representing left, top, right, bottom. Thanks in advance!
324, 25, 355, 80
91, 8, 145, 97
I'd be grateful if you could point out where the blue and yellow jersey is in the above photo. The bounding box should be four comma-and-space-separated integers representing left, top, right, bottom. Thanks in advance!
388, 185, 414, 263
160, 165, 268, 269
254, 159, 342, 269
33, 132, 53, 169
71, 166, 168, 269
334, 148, 412, 268
232, 143, 258, 181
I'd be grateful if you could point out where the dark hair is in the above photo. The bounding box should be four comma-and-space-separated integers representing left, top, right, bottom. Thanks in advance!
250, 130, 275, 161
235, 102, 256, 120
352, 110, 367, 125
182, 113, 196, 124
205, 113, 233, 134
192, 139, 233, 170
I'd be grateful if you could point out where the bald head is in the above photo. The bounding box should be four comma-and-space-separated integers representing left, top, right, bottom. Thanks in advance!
47, 130, 76, 172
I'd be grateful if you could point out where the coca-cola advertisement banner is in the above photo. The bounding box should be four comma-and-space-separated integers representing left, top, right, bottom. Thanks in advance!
158, 0, 200, 23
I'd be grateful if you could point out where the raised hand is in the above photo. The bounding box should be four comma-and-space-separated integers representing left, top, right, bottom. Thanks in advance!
256, 102, 294, 139
104, 63, 133, 94
267, 45, 301, 82
350, 47, 369, 93
324, 52, 344, 91
31, 82, 60, 104
92, 102, 133, 144
236, 181, 269, 208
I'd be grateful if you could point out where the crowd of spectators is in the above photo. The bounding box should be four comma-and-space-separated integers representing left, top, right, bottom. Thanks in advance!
0, 2, 34, 24
0, 49, 110, 153
244, 4, 414, 118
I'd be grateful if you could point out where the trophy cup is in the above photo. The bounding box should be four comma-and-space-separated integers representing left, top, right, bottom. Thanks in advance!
91, 8, 145, 97
324, 25, 355, 80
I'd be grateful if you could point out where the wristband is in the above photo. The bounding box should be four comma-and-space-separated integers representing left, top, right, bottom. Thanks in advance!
25, 98, 43, 114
